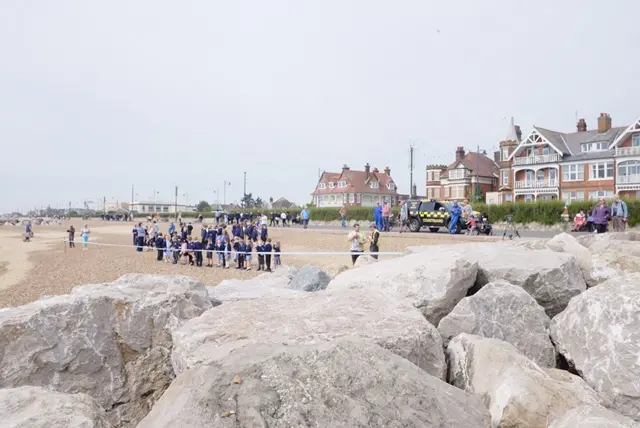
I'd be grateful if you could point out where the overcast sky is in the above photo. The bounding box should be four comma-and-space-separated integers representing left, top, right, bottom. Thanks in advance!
2, 0, 639, 212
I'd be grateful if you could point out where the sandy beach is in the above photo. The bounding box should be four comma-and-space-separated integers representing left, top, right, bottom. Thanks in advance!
0, 219, 474, 308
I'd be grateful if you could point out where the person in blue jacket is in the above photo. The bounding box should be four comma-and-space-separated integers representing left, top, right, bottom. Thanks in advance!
374, 202, 383, 231
449, 200, 462, 234
168, 222, 176, 237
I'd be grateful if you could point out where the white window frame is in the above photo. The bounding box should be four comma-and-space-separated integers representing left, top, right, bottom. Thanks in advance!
141, 205, 146, 212
370, 182, 379, 189
502, 170, 508, 186
633, 134, 640, 147
328, 182, 335, 188
337, 181, 347, 188
433, 171, 440, 181
349, 193, 355, 203
581, 142, 608, 152
444, 187, 450, 198
501, 147, 509, 161
589, 161, 613, 180
505, 193, 513, 202
562, 191, 585, 204
589, 190, 614, 201
356, 193, 361, 203
386, 183, 395, 190
562, 164, 584, 181
318, 183, 326, 189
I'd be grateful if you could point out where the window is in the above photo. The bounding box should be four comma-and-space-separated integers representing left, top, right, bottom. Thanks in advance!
502, 170, 508, 186
349, 193, 355, 203
562, 191, 585, 204
337, 181, 347, 188
589, 161, 613, 180
505, 193, 513, 202
154, 206, 161, 212
444, 187, 450, 198
451, 186, 465, 199
318, 183, 326, 189
589, 190, 614, 201
581, 142, 608, 152
370, 182, 379, 189
330, 195, 335, 201
449, 169, 466, 179
563, 164, 584, 181
328, 182, 335, 188
618, 161, 640, 182
433, 171, 440, 181
501, 147, 509, 161
162, 206, 169, 213
542, 146, 550, 155
633, 134, 640, 147
356, 193, 361, 203
536, 170, 545, 182
387, 183, 395, 190
141, 205, 146, 212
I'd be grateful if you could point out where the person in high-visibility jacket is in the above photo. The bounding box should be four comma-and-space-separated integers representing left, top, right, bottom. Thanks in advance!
368, 223, 381, 260
449, 200, 462, 234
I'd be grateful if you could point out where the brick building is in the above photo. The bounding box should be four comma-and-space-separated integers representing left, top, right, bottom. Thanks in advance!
311, 163, 399, 207
425, 148, 500, 200
507, 113, 640, 203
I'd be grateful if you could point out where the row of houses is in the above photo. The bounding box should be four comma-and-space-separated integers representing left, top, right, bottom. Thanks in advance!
427, 113, 640, 204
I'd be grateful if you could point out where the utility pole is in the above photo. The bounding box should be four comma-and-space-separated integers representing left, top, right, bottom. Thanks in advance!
103, 196, 106, 213
409, 142, 415, 198
174, 186, 178, 220
223, 181, 230, 205
476, 145, 480, 199
243, 171, 247, 208
131, 185, 134, 208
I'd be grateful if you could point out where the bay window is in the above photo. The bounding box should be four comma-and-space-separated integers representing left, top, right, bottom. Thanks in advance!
589, 161, 613, 180
562, 164, 584, 181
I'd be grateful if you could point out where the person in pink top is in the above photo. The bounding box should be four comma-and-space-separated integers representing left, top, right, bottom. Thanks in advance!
382, 201, 392, 232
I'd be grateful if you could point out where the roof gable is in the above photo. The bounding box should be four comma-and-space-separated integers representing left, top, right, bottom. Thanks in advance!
609, 115, 640, 149
507, 128, 566, 160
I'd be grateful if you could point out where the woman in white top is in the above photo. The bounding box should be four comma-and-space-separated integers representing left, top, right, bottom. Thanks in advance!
280, 212, 287, 227
347, 223, 365, 266
80, 224, 90, 251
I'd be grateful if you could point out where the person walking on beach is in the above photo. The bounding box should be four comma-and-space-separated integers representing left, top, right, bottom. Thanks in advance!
135, 222, 146, 252
340, 205, 348, 228
382, 201, 391, 231
66, 225, 75, 248
347, 223, 365, 266
611, 194, 629, 232
24, 221, 32, 242
301, 208, 310, 229
80, 224, 90, 250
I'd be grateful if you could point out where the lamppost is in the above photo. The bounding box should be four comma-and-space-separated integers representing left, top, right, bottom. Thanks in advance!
182, 192, 189, 207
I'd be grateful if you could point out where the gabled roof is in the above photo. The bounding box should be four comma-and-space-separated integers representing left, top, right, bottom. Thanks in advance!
609, 115, 640, 149
441, 152, 498, 179
312, 168, 397, 195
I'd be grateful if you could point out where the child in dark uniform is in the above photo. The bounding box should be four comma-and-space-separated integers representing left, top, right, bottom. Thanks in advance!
245, 238, 253, 270
206, 239, 214, 267
233, 238, 244, 269
264, 238, 273, 272
224, 237, 232, 269
256, 239, 265, 271
193, 239, 203, 267
273, 241, 281, 269
172, 237, 181, 264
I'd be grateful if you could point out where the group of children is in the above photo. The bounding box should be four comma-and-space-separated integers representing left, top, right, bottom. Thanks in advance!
141, 221, 282, 272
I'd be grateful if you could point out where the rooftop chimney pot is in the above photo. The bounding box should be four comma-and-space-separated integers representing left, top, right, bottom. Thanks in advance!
597, 113, 612, 134
455, 146, 465, 161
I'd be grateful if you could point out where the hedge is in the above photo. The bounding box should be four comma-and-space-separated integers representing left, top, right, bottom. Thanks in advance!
124, 200, 640, 227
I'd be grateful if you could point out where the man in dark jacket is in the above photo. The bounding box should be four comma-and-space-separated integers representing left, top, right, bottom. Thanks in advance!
155, 234, 165, 261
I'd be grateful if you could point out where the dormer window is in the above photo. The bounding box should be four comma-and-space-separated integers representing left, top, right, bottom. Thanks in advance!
328, 182, 335, 188
337, 181, 348, 188
581, 142, 608, 152
386, 183, 395, 190
370, 182, 379, 189
318, 183, 326, 189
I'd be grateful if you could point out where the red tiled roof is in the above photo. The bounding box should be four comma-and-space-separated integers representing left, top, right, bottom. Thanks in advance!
311, 169, 398, 195
441, 152, 498, 178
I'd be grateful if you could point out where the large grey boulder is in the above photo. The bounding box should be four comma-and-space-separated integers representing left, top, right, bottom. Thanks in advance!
328, 247, 478, 325
139, 339, 491, 428
438, 281, 555, 367
551, 275, 640, 421
0, 386, 112, 428
408, 243, 586, 317
207, 266, 301, 302
0, 274, 212, 428
172, 289, 447, 380
447, 334, 604, 428
288, 265, 331, 292
549, 405, 640, 428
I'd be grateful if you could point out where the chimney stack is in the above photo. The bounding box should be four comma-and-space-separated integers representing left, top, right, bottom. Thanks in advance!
597, 113, 612, 134
493, 151, 500, 163
364, 163, 370, 177
577, 118, 587, 132
455, 146, 465, 161
412, 183, 417, 197
372, 167, 379, 173
515, 125, 522, 141
384, 166, 391, 176
342, 164, 350, 172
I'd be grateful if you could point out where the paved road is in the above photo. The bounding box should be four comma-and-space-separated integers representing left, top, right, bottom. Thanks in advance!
289, 224, 591, 239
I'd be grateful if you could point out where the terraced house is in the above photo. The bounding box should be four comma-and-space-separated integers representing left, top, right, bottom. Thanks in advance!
311, 163, 399, 207
506, 113, 640, 203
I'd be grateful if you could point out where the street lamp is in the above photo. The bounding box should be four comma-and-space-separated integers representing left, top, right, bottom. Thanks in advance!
182, 193, 189, 207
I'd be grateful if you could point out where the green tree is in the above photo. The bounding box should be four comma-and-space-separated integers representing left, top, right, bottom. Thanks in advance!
196, 200, 212, 212
241, 193, 255, 208
255, 197, 264, 208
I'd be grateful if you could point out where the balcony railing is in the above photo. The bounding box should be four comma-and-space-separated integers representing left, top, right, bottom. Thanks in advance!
515, 179, 559, 189
617, 174, 640, 184
513, 153, 561, 166
615, 147, 640, 156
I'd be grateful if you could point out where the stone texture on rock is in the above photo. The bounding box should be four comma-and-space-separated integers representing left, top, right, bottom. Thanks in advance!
546, 233, 609, 287
0, 274, 212, 428
447, 334, 604, 428
551, 275, 640, 421
407, 243, 586, 317
139, 339, 491, 428
328, 248, 478, 325
172, 289, 447, 380
288, 265, 331, 292
208, 266, 302, 302
549, 405, 640, 428
354, 254, 377, 267
0, 385, 112, 428
437, 281, 555, 367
